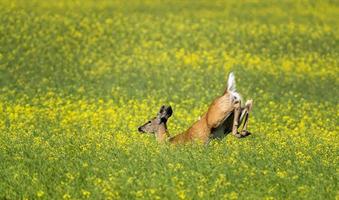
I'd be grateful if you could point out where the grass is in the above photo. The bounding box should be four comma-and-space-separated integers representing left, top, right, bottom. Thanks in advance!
0, 0, 338, 199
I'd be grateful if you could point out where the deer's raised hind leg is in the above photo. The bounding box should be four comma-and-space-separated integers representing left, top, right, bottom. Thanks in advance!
239, 100, 253, 137
232, 99, 253, 138
231, 100, 243, 138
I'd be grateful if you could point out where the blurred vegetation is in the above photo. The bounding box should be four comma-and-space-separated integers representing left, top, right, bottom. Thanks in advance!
0, 0, 338, 199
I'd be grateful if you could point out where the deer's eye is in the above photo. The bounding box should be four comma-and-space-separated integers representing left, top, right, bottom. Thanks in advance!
148, 121, 151, 123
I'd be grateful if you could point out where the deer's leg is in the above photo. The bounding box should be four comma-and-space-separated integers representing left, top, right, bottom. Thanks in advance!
239, 100, 253, 137
231, 100, 243, 138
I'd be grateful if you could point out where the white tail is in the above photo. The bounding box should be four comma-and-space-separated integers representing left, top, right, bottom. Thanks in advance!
227, 72, 236, 92
227, 72, 241, 101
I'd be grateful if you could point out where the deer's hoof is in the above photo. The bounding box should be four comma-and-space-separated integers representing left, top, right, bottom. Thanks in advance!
240, 130, 251, 137
233, 133, 243, 138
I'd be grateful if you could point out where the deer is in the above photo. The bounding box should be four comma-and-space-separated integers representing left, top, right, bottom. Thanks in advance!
137, 72, 253, 144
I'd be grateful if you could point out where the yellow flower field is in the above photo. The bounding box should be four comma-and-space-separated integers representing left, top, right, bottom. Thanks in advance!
0, 0, 338, 199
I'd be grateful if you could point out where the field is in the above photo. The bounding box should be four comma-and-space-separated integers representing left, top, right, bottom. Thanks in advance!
0, 0, 338, 199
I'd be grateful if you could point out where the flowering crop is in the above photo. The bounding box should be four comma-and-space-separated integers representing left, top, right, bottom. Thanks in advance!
0, 0, 338, 199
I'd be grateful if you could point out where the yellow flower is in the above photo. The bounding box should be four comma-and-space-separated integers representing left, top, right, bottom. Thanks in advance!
36, 191, 44, 198
82, 189, 91, 198
63, 194, 71, 199
177, 190, 186, 200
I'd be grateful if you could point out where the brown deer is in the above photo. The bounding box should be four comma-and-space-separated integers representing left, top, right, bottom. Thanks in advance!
138, 72, 253, 144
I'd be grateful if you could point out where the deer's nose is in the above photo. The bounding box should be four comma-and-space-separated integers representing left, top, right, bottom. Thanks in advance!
138, 127, 143, 133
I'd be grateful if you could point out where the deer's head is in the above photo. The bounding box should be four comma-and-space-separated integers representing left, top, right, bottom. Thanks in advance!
138, 105, 173, 134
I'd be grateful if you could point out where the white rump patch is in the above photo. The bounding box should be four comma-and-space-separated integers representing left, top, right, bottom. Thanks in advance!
231, 91, 242, 102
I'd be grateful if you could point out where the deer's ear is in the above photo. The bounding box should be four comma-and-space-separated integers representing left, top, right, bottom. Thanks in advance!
159, 105, 166, 113
166, 106, 173, 117
159, 106, 173, 123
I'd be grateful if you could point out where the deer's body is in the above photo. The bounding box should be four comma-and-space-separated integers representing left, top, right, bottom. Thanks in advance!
169, 113, 209, 144
138, 72, 253, 144
168, 93, 235, 144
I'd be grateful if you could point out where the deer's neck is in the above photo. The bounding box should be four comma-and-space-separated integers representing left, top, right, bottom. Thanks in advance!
155, 123, 170, 143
